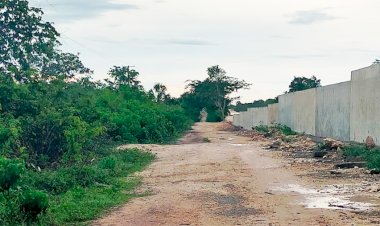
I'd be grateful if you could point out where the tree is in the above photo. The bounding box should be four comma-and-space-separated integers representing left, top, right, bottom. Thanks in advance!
107, 66, 141, 89
288, 76, 321, 93
0, 0, 90, 82
373, 59, 380, 65
183, 65, 250, 121
150, 83, 168, 102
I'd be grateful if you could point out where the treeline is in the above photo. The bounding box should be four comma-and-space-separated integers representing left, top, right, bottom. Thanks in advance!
0, 1, 192, 224
231, 98, 278, 112
0, 0, 251, 224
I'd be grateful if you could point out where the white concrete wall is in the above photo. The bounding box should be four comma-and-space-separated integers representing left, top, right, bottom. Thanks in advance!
232, 113, 242, 127
251, 107, 269, 127
278, 88, 317, 135
232, 64, 380, 144
316, 82, 351, 141
235, 110, 253, 130
350, 64, 380, 143
268, 104, 279, 125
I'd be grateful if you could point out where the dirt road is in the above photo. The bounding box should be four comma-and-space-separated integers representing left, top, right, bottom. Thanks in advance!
94, 122, 378, 226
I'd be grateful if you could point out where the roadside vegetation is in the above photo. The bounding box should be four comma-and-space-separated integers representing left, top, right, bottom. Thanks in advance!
343, 144, 380, 170
0, 0, 249, 224
0, 1, 194, 225
254, 124, 297, 137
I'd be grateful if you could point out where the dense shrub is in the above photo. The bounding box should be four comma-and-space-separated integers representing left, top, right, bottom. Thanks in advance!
20, 190, 49, 222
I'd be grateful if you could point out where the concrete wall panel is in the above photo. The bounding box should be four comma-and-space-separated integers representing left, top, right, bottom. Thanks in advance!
250, 107, 269, 127
268, 104, 279, 125
278, 88, 316, 135
350, 64, 380, 144
316, 82, 351, 141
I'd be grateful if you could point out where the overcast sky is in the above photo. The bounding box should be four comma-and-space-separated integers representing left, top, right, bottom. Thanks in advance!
29, 0, 380, 102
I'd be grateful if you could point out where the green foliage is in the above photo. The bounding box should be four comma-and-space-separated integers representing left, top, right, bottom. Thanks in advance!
181, 65, 251, 121
288, 76, 321, 93
231, 98, 278, 112
272, 124, 297, 136
0, 0, 90, 82
20, 190, 49, 222
254, 125, 270, 134
106, 66, 142, 89
254, 124, 297, 136
343, 144, 380, 170
0, 1, 191, 224
38, 149, 154, 225
0, 158, 24, 192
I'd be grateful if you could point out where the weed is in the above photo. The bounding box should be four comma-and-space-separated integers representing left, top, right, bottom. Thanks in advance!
202, 138, 211, 143
254, 125, 270, 134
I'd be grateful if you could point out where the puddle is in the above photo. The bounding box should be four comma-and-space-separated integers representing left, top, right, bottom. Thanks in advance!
229, 144, 246, 146
273, 184, 376, 211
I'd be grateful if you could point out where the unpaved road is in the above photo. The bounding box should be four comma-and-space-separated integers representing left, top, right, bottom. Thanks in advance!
94, 122, 378, 226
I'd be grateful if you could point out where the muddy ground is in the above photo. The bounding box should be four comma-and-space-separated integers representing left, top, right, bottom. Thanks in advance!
94, 122, 380, 226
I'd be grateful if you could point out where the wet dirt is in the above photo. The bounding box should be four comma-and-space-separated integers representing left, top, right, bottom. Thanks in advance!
94, 122, 379, 226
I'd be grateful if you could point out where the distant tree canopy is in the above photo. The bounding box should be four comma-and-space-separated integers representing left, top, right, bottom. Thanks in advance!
288, 76, 321, 93
181, 65, 250, 122
231, 98, 278, 112
0, 0, 90, 82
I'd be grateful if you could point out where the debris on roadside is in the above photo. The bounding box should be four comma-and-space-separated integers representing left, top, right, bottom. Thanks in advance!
335, 162, 367, 169
323, 138, 345, 150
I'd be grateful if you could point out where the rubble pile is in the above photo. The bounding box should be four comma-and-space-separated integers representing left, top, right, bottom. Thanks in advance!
265, 135, 317, 153
237, 130, 267, 141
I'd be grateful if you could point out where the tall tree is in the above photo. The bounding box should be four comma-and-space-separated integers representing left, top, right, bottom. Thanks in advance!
0, 0, 90, 82
151, 83, 169, 102
288, 76, 321, 93
107, 66, 141, 89
183, 65, 250, 121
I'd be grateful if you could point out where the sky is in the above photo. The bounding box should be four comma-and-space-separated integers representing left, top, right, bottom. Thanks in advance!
29, 0, 380, 102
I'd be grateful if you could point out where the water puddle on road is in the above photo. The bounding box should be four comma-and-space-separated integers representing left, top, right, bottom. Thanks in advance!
272, 184, 376, 211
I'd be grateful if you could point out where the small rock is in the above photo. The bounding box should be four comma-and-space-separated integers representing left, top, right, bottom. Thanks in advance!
268, 140, 281, 149
335, 162, 367, 169
366, 136, 376, 149
368, 185, 380, 192
313, 150, 328, 158
369, 169, 380, 175
330, 170, 343, 175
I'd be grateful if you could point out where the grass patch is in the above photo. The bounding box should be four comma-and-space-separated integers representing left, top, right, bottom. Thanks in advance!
254, 125, 270, 134
254, 124, 297, 137
272, 124, 297, 136
0, 148, 155, 226
343, 144, 380, 170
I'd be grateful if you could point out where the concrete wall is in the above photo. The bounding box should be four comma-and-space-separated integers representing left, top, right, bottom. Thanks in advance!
278, 88, 317, 135
250, 107, 269, 127
350, 64, 380, 143
232, 113, 242, 127
315, 82, 351, 141
234, 110, 252, 130
268, 104, 279, 125
232, 64, 380, 144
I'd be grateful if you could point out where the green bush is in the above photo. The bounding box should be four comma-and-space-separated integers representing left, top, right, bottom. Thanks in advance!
0, 158, 24, 192
343, 144, 380, 170
272, 124, 297, 136
98, 156, 117, 170
254, 125, 270, 134
20, 190, 49, 222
